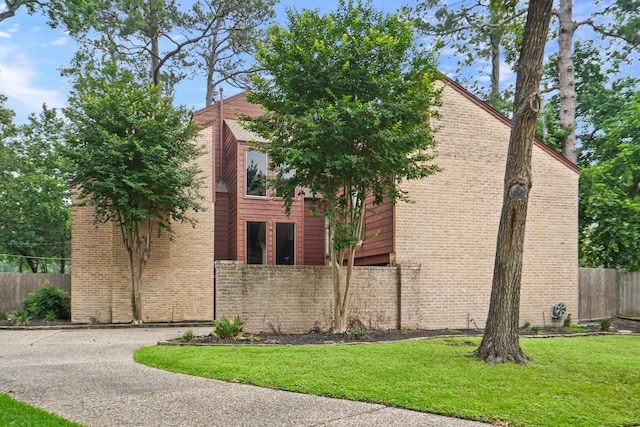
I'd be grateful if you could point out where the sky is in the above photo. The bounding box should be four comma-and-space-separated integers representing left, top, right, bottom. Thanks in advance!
0, 0, 616, 124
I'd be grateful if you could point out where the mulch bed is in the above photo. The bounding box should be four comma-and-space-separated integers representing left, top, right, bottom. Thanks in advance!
167, 317, 640, 346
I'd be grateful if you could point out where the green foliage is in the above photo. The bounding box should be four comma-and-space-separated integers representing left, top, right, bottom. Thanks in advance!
407, 1, 525, 106
22, 283, 71, 320
563, 313, 572, 327
0, 393, 83, 427
242, 0, 440, 332
211, 316, 246, 340
348, 327, 370, 340
579, 91, 640, 271
0, 101, 70, 273
600, 318, 612, 332
12, 310, 31, 326
64, 69, 204, 239
0, 311, 8, 321
136, 336, 640, 426
182, 329, 195, 341
64, 68, 205, 321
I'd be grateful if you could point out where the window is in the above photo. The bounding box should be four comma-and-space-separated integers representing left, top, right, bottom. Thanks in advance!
275, 165, 296, 199
276, 223, 295, 265
247, 222, 266, 264
246, 150, 267, 196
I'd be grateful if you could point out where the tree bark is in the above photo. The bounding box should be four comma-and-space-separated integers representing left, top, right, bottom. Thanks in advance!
556, 0, 578, 164
474, 0, 553, 365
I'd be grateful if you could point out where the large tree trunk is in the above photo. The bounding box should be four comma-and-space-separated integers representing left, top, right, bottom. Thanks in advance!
474, 0, 553, 365
556, 0, 578, 163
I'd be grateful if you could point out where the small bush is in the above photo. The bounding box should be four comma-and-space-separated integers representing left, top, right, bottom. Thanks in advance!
22, 283, 70, 320
600, 318, 612, 332
44, 310, 57, 322
13, 310, 31, 326
563, 314, 572, 327
522, 321, 532, 329
0, 311, 8, 321
212, 316, 245, 340
349, 327, 370, 340
182, 329, 195, 341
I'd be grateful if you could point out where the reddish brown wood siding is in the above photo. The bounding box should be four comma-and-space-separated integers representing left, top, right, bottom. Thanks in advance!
214, 192, 230, 260
304, 199, 326, 265
355, 195, 394, 266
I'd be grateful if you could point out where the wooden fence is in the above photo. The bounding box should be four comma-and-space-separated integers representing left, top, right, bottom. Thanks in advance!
618, 271, 640, 317
0, 273, 71, 313
579, 267, 640, 320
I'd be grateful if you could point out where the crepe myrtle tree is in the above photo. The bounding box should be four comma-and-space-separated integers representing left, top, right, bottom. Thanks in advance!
241, 0, 441, 333
64, 69, 205, 323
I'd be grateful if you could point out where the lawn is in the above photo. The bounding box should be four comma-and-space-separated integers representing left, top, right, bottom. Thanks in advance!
135, 335, 640, 427
0, 393, 83, 427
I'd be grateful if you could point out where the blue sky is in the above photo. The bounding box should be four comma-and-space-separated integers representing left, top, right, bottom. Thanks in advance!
0, 0, 610, 124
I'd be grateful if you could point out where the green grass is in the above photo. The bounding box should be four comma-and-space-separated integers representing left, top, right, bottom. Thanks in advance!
135, 336, 640, 427
0, 393, 83, 427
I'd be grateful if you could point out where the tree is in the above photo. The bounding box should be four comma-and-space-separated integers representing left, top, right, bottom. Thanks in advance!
187, 0, 277, 106
407, 0, 526, 110
64, 0, 277, 100
0, 101, 71, 273
63, 69, 205, 322
579, 92, 640, 271
474, 0, 553, 365
242, 0, 441, 333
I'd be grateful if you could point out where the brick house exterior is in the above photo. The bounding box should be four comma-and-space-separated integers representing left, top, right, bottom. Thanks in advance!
71, 79, 579, 330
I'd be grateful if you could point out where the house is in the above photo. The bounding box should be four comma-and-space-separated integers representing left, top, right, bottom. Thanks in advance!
70, 78, 579, 331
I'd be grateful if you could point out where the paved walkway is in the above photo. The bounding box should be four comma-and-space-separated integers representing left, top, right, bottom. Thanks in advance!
0, 327, 490, 426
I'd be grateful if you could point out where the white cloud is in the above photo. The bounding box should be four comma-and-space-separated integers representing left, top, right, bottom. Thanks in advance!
51, 37, 68, 46
0, 45, 66, 120
0, 31, 10, 39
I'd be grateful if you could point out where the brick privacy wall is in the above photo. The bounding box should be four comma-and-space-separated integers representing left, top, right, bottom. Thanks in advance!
393, 83, 579, 330
215, 261, 420, 333
71, 128, 215, 323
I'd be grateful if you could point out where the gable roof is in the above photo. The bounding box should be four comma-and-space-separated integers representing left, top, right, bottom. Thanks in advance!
194, 79, 580, 174
225, 119, 268, 143
442, 77, 580, 174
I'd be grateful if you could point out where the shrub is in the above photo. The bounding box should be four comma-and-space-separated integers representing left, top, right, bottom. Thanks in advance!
349, 327, 370, 340
182, 329, 195, 341
22, 283, 70, 320
212, 316, 245, 340
0, 311, 8, 321
563, 314, 572, 327
12, 309, 30, 326
600, 318, 612, 332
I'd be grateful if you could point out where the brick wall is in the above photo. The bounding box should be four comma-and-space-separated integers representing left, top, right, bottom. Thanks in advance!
215, 261, 420, 333
71, 128, 215, 323
393, 83, 579, 330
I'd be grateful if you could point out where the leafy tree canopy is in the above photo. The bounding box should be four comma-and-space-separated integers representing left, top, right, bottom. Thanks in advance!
242, 0, 441, 332
63, 68, 205, 320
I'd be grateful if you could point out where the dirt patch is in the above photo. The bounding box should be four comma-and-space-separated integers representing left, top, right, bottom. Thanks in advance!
168, 317, 640, 346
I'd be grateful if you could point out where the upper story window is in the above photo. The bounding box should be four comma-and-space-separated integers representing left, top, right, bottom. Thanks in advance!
246, 149, 267, 196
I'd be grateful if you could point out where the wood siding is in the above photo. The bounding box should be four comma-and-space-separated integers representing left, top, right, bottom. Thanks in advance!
214, 192, 230, 260
304, 199, 326, 265
355, 195, 394, 265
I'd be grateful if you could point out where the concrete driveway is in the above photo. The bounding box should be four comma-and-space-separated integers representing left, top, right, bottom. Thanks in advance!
0, 327, 489, 426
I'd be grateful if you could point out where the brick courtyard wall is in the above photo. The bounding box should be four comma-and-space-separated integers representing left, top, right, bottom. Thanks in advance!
393, 82, 579, 330
214, 262, 418, 333
71, 127, 215, 323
